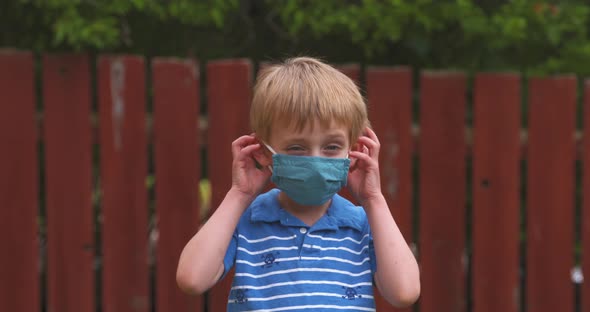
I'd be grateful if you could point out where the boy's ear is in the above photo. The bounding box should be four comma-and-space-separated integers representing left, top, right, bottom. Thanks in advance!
253, 134, 275, 157
252, 132, 265, 147
252, 145, 272, 168
348, 152, 358, 172
350, 141, 362, 152
253, 152, 272, 169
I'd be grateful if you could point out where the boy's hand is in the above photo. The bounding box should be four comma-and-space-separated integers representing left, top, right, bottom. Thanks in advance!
230, 134, 272, 200
347, 127, 383, 206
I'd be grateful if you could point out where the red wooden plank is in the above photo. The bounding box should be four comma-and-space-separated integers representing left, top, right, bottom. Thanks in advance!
472, 73, 521, 312
526, 76, 576, 312
419, 72, 467, 312
43, 53, 94, 312
584, 79, 590, 312
337, 64, 361, 85
206, 59, 252, 311
98, 55, 149, 312
152, 58, 203, 311
366, 67, 414, 312
0, 51, 39, 312
366, 67, 413, 244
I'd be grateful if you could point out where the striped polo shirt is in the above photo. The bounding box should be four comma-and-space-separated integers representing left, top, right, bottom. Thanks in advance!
222, 188, 377, 311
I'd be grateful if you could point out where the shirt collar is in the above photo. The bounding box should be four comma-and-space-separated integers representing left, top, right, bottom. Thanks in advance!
250, 189, 364, 232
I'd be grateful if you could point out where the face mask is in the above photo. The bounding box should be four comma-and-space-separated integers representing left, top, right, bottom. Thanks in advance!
264, 143, 350, 206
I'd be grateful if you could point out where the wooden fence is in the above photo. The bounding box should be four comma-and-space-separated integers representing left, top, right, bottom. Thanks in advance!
0, 49, 588, 312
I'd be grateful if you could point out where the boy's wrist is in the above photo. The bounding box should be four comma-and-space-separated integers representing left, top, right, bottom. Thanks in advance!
360, 193, 387, 211
227, 187, 258, 206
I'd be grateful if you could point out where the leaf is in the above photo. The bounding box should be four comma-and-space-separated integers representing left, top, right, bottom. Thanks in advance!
210, 8, 223, 27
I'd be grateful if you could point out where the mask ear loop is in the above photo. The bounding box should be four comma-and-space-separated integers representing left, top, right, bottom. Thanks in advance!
261, 142, 276, 173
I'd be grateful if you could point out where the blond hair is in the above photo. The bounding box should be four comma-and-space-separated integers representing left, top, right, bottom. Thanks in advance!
251, 57, 368, 145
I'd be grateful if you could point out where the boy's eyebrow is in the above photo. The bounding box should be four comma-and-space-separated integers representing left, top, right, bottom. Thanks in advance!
282, 133, 347, 145
324, 133, 347, 139
281, 137, 307, 144
320, 132, 348, 142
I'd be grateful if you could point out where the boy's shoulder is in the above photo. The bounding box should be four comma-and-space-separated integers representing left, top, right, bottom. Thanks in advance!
240, 188, 283, 224
326, 193, 369, 232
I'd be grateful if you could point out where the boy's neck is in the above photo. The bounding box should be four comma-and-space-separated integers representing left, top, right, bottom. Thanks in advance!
278, 192, 330, 227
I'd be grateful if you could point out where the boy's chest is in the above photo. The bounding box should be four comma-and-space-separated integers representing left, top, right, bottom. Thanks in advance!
235, 224, 372, 271
229, 225, 375, 311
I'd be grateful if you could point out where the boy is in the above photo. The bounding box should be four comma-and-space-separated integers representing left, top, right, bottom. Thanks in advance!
177, 57, 420, 311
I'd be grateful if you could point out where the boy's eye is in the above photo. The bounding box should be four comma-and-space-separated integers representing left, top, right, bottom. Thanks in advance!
286, 145, 305, 152
325, 145, 341, 151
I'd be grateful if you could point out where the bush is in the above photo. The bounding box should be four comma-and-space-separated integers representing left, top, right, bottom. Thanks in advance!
3, 0, 590, 75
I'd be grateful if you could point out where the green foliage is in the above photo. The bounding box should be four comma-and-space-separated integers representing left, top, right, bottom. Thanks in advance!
2, 0, 590, 75
19, 0, 238, 50
273, 0, 590, 75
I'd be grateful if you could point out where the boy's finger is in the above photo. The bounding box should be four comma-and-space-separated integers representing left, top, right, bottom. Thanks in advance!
235, 143, 261, 164
232, 135, 257, 157
348, 156, 358, 171
252, 147, 272, 167
356, 136, 379, 158
350, 142, 362, 153
364, 126, 380, 145
348, 150, 374, 167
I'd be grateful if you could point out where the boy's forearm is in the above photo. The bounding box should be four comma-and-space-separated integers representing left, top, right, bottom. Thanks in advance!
364, 195, 421, 308
176, 188, 255, 295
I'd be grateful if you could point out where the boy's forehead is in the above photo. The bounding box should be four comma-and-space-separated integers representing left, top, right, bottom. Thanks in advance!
277, 117, 348, 131
268, 118, 350, 141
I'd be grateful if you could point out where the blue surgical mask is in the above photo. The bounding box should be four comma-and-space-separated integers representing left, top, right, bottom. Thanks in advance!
264, 144, 350, 206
